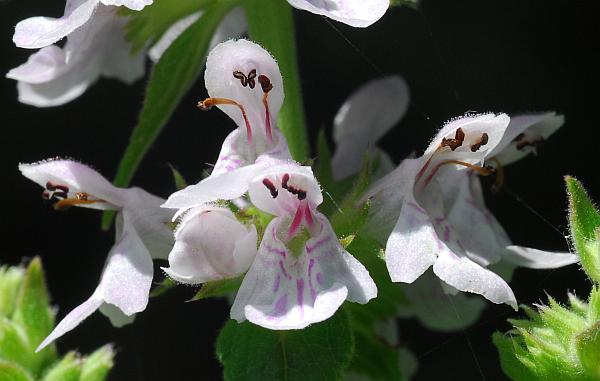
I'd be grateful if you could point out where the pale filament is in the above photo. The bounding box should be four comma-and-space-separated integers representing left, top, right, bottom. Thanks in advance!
54, 196, 105, 211
198, 97, 253, 144
421, 159, 495, 189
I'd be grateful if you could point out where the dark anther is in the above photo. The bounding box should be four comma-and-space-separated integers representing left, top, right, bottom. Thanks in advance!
233, 71, 248, 87
247, 69, 257, 89
42, 190, 50, 200
258, 75, 273, 93
281, 173, 290, 190
44, 181, 69, 201
470, 132, 489, 152
441, 128, 465, 151
297, 191, 307, 200
513, 133, 525, 142
262, 178, 278, 198
46, 181, 56, 191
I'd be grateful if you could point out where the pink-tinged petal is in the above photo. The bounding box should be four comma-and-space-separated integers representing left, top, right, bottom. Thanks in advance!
247, 162, 322, 216
363, 158, 420, 243
502, 246, 579, 269
490, 112, 564, 166
99, 218, 153, 316
36, 294, 103, 352
205, 39, 284, 143
19, 158, 124, 209
445, 174, 506, 266
13, 0, 99, 49
162, 163, 267, 210
162, 206, 257, 284
231, 213, 376, 329
9, 7, 144, 107
424, 113, 510, 158
433, 250, 517, 309
99, 0, 152, 11
332, 75, 409, 180
286, 0, 389, 27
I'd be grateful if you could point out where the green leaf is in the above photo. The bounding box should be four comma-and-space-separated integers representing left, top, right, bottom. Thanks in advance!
0, 266, 24, 318
41, 353, 81, 381
0, 320, 36, 372
575, 321, 600, 377
121, 0, 214, 53
216, 310, 354, 381
102, 0, 237, 230
243, 0, 308, 161
566, 176, 600, 283
192, 276, 243, 301
12, 258, 56, 373
348, 331, 404, 381
169, 164, 188, 191
492, 332, 538, 381
80, 346, 114, 381
0, 361, 34, 381
150, 277, 178, 298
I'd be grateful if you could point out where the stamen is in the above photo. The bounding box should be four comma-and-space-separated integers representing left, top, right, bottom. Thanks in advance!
470, 133, 489, 152
247, 69, 257, 89
258, 75, 274, 144
422, 160, 495, 188
262, 178, 278, 198
53, 197, 104, 211
197, 97, 253, 144
441, 128, 465, 151
233, 71, 248, 87
281, 173, 308, 201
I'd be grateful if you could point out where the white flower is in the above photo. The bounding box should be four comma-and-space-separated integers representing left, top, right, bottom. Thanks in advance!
231, 162, 377, 329
331, 75, 409, 180
18, 158, 173, 351
286, 0, 389, 27
162, 205, 258, 284
7, 6, 145, 107
8, 2, 246, 107
366, 113, 576, 308
164, 39, 292, 210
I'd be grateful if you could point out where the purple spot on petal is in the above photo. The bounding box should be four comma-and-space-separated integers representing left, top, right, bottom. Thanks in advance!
316, 272, 324, 285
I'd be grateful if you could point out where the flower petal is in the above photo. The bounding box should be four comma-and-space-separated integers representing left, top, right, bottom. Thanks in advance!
286, 0, 389, 27
231, 213, 376, 329
9, 8, 144, 107
36, 293, 103, 352
99, 0, 152, 11
13, 0, 99, 49
502, 245, 579, 269
490, 112, 564, 166
332, 75, 409, 180
247, 161, 322, 216
205, 39, 284, 142
433, 250, 517, 309
99, 215, 153, 315
163, 162, 267, 210
163, 206, 257, 284
19, 158, 124, 209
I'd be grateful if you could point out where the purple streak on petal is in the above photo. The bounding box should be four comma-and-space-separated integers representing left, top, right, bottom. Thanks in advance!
296, 278, 305, 317
274, 294, 288, 317
265, 243, 286, 258
443, 226, 451, 242
434, 217, 445, 225
306, 236, 331, 254
279, 260, 292, 279
304, 203, 314, 226
273, 274, 281, 292
307, 259, 317, 302
408, 202, 427, 215
287, 205, 304, 238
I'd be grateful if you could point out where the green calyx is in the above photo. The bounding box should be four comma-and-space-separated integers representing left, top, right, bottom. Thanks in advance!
0, 258, 114, 381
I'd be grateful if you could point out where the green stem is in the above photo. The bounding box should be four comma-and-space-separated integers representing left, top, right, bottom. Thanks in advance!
242, 0, 309, 161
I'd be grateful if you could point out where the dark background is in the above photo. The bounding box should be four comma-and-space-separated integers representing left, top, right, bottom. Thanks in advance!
1, 0, 598, 380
